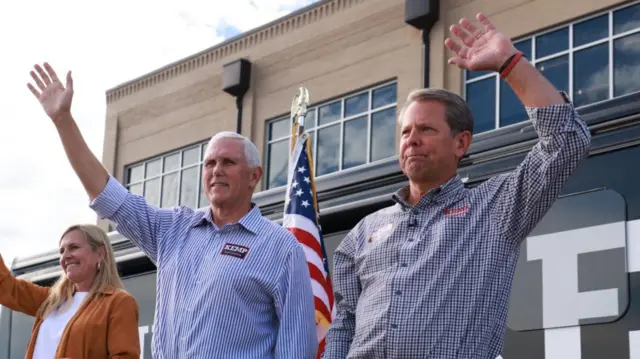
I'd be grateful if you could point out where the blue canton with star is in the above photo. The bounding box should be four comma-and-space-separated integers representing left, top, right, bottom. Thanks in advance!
285, 137, 321, 231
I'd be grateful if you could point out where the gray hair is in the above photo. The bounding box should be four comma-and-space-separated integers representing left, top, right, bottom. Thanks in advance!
397, 88, 474, 135
206, 131, 261, 168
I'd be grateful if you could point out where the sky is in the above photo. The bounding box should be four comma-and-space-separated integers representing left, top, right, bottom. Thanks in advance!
0, 0, 318, 267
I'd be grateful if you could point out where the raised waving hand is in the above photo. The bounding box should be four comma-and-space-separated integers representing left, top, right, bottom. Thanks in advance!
27, 63, 74, 123
25, 61, 109, 200
444, 12, 517, 72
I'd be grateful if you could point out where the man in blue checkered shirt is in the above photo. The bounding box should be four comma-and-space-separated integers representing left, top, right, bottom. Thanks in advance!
323, 12, 591, 359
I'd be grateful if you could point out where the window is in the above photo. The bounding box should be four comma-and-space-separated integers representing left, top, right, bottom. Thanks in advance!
124, 141, 209, 209
265, 81, 398, 190
464, 1, 640, 134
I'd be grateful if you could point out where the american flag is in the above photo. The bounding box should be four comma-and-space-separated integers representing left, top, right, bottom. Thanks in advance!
283, 132, 334, 359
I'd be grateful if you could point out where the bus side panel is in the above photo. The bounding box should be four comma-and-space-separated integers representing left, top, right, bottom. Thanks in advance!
122, 270, 157, 359
0, 306, 11, 359
9, 310, 34, 359
501, 141, 640, 358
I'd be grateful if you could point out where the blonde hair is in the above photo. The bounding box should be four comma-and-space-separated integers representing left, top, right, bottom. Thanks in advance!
39, 224, 125, 318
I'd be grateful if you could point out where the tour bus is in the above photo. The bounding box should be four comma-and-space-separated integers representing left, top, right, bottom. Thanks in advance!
2, 90, 640, 359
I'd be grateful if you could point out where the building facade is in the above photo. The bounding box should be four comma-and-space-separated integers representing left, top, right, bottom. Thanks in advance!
100, 0, 640, 282
102, 0, 640, 227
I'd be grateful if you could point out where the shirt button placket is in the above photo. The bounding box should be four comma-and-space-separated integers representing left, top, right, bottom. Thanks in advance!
387, 267, 401, 342
390, 211, 418, 349
408, 208, 420, 240
399, 227, 412, 270
389, 260, 409, 348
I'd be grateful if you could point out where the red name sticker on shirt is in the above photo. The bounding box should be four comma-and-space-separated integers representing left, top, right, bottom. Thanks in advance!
220, 243, 250, 259
444, 205, 469, 216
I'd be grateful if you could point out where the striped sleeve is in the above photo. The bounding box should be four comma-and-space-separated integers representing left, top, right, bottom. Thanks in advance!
273, 241, 318, 359
89, 175, 175, 262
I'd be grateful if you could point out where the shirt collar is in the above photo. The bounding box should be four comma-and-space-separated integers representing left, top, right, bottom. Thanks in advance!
392, 174, 465, 210
192, 203, 262, 234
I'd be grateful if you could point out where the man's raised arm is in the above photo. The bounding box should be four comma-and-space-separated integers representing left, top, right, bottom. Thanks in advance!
445, 14, 591, 243
26, 62, 173, 261
27, 63, 109, 200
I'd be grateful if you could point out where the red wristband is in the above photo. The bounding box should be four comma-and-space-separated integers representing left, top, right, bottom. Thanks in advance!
499, 51, 523, 79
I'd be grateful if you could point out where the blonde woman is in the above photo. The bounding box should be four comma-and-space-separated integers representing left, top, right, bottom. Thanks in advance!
0, 224, 140, 359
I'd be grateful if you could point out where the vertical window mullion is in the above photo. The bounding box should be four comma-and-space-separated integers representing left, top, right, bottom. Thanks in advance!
177, 149, 183, 205
338, 98, 345, 171
608, 10, 614, 100
532, 35, 537, 64
462, 73, 467, 101
568, 24, 574, 101
263, 141, 269, 190
366, 90, 372, 163
198, 146, 203, 208
495, 75, 500, 129
313, 114, 318, 173
158, 157, 165, 207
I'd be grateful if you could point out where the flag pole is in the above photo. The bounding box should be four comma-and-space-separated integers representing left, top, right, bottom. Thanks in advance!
290, 87, 309, 150
287, 86, 310, 195
285, 86, 335, 359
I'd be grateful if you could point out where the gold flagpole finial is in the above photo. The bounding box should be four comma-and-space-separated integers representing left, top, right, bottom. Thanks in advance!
290, 87, 310, 149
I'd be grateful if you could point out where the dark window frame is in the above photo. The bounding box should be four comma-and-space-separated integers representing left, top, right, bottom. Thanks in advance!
463, 0, 640, 134
263, 80, 399, 190
123, 139, 210, 210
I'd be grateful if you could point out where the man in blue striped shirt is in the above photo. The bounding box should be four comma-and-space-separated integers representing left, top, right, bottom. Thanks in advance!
25, 63, 318, 359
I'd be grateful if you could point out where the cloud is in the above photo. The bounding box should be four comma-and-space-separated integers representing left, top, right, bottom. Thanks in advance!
216, 19, 243, 39
0, 0, 319, 266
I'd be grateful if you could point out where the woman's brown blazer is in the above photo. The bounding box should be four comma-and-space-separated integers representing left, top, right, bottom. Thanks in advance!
0, 256, 140, 359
